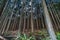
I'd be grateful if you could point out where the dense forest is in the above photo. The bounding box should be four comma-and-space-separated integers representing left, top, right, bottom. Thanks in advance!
0, 0, 60, 40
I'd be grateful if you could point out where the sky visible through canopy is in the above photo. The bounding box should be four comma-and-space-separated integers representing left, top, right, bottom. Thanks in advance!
46, 0, 60, 3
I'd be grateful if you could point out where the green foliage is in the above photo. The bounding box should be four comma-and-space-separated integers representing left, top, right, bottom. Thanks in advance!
54, 2, 60, 10
42, 37, 50, 40
37, 29, 48, 37
15, 32, 35, 40
56, 32, 60, 40
35, 29, 51, 40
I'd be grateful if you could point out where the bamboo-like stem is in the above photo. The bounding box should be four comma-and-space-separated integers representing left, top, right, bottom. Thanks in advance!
36, 18, 39, 29
0, 0, 9, 23
50, 4, 60, 30
23, 16, 26, 33
27, 17, 29, 33
12, 18, 17, 31
48, 4, 58, 31
5, 12, 14, 33
31, 0, 34, 33
1, 16, 8, 34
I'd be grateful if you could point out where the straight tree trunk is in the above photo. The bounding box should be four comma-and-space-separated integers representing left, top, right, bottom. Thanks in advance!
42, 0, 57, 40
31, 0, 34, 33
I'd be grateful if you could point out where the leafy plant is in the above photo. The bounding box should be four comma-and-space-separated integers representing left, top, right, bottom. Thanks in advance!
54, 2, 60, 10
56, 32, 60, 40
37, 30, 51, 40
42, 37, 50, 40
15, 32, 36, 40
